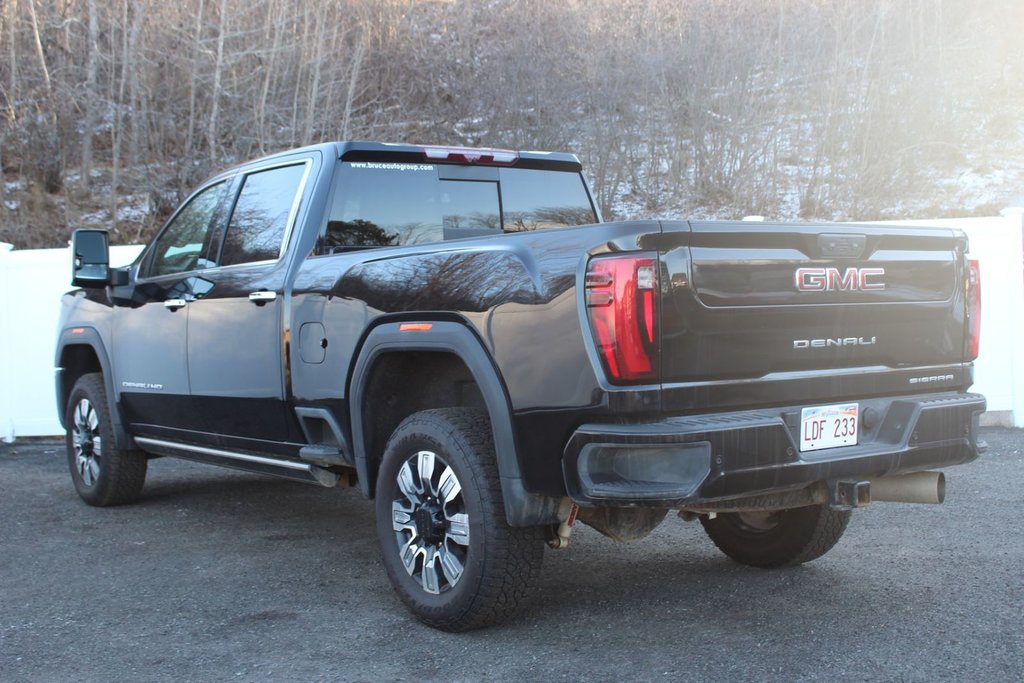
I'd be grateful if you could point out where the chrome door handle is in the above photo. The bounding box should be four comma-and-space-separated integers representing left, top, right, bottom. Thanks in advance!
248, 291, 278, 304
163, 299, 187, 310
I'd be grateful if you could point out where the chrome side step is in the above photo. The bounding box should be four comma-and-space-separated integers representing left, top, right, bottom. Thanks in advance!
134, 437, 339, 487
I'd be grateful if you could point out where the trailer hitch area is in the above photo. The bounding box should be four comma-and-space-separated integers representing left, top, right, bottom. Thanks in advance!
828, 479, 872, 511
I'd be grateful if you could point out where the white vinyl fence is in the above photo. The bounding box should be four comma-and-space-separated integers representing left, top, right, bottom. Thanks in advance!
875, 210, 1024, 428
0, 243, 143, 441
1, 211, 1022, 442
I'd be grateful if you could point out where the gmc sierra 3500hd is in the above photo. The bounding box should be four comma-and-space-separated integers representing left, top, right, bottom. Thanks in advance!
57, 141, 985, 631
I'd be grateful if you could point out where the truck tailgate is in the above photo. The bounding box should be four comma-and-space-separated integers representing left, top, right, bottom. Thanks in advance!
658, 221, 968, 411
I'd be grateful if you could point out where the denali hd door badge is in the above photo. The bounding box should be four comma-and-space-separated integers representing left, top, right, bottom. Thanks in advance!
795, 267, 885, 291
794, 337, 877, 349
121, 381, 165, 390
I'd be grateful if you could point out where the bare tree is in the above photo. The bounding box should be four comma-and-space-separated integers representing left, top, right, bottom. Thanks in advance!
1, 0, 1021, 248
80, 0, 99, 191
206, 0, 229, 165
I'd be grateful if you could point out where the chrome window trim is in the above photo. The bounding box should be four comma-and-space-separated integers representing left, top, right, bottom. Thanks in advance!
135, 157, 314, 283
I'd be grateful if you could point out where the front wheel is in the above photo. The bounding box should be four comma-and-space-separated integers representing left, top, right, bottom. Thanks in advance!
374, 408, 544, 631
64, 373, 147, 506
700, 504, 851, 568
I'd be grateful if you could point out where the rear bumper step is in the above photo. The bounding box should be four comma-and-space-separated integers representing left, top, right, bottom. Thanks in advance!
562, 391, 986, 507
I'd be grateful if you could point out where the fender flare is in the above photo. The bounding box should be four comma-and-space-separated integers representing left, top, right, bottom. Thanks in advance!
348, 320, 565, 527
55, 327, 134, 451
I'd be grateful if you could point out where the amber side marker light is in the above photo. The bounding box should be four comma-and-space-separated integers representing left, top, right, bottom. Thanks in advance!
399, 323, 434, 332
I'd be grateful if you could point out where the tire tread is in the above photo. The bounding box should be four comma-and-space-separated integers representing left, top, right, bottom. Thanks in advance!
700, 503, 851, 568
375, 408, 544, 631
66, 373, 147, 506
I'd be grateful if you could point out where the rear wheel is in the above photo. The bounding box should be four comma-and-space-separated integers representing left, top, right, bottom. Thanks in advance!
374, 408, 544, 631
700, 504, 851, 568
65, 373, 147, 506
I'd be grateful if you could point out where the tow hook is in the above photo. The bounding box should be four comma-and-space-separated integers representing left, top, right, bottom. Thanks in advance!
548, 503, 579, 550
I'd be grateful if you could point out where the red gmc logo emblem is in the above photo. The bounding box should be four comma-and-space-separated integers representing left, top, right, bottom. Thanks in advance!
795, 267, 885, 291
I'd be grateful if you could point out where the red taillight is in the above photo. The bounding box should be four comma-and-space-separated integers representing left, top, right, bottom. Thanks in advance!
585, 254, 659, 383
421, 146, 519, 165
967, 258, 981, 360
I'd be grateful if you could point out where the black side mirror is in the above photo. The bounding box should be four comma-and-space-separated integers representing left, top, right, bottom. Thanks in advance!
71, 229, 110, 288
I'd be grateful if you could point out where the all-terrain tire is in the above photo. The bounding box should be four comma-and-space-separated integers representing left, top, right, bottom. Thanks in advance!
700, 504, 851, 568
65, 373, 147, 506
374, 408, 544, 631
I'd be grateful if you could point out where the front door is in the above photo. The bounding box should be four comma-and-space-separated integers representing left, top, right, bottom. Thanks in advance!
113, 179, 231, 437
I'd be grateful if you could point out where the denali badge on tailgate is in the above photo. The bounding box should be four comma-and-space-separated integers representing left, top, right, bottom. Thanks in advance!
794, 336, 877, 349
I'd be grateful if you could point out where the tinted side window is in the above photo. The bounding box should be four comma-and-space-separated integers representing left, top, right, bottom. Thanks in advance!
498, 168, 596, 231
147, 181, 228, 277
317, 162, 596, 255
321, 163, 501, 252
220, 163, 306, 266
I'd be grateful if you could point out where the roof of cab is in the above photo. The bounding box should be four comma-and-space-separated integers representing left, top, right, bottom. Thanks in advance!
335, 141, 582, 172
205, 140, 583, 186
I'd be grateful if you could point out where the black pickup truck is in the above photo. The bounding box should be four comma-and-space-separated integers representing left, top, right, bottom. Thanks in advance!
57, 141, 986, 631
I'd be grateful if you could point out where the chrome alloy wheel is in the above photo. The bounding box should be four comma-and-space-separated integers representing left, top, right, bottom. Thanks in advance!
390, 450, 470, 595
72, 398, 102, 486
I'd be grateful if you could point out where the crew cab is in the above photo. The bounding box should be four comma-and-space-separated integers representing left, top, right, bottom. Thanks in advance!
56, 141, 986, 631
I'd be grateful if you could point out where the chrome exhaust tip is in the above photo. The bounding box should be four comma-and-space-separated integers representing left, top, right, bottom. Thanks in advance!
867, 471, 946, 505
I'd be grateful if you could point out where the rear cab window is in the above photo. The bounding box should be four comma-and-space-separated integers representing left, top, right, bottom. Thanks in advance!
318, 161, 596, 254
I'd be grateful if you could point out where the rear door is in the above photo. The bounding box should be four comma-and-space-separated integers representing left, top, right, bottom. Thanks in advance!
186, 158, 313, 450
658, 221, 967, 411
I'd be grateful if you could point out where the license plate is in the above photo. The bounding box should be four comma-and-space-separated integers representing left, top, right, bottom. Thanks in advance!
800, 403, 859, 452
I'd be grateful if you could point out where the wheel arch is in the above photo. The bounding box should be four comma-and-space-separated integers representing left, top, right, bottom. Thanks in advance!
348, 319, 565, 526
55, 328, 134, 450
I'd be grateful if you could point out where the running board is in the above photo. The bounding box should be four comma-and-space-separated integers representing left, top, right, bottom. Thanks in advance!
134, 437, 340, 487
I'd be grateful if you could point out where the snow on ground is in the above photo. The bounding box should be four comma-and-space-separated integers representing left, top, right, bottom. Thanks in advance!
608, 151, 1024, 223
76, 194, 151, 227
77, 210, 107, 224
116, 194, 151, 223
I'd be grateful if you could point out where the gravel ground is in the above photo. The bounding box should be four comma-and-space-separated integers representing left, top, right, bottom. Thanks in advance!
1, 429, 1022, 682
